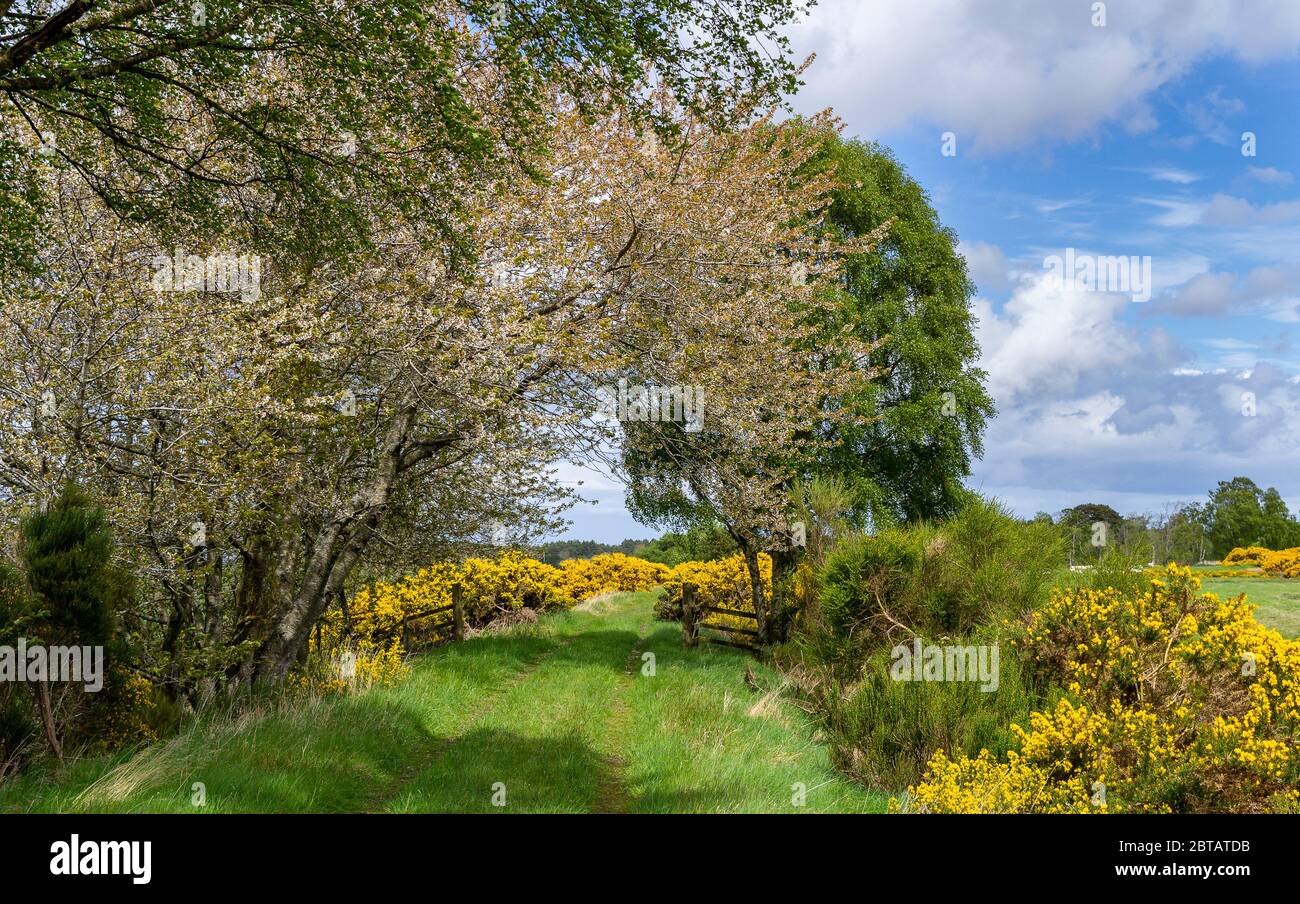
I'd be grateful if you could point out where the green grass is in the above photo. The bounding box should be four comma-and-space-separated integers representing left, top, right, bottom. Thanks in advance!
1200, 576, 1300, 638
0, 592, 885, 813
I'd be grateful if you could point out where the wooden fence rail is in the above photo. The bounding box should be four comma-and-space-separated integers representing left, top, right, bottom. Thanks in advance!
398, 590, 465, 649
681, 582, 759, 653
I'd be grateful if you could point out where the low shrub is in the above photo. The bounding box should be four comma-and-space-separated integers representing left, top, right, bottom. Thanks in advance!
905, 565, 1300, 813
811, 641, 1040, 790
780, 499, 1065, 786
554, 553, 670, 603
78, 669, 160, 754
1222, 545, 1300, 577
0, 689, 36, 779
1222, 546, 1271, 566
805, 499, 1062, 662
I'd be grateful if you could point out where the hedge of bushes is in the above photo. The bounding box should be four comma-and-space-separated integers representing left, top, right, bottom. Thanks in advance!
302, 551, 671, 692
779, 499, 1064, 790
1223, 545, 1300, 577
775, 501, 1300, 812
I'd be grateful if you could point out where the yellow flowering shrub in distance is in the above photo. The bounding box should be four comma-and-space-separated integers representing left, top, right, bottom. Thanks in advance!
661, 553, 772, 631
1222, 545, 1300, 577
1257, 547, 1300, 578
459, 551, 568, 620
301, 550, 673, 693
1178, 569, 1274, 579
322, 562, 460, 652
906, 565, 1300, 813
1222, 546, 1270, 566
554, 553, 670, 602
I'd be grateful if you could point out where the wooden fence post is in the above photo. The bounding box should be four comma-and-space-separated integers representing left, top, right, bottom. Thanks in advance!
681, 581, 698, 649
453, 583, 466, 642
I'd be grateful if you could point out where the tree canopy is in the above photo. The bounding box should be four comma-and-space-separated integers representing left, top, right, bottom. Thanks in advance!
1, 0, 809, 273
804, 135, 993, 524
1203, 476, 1300, 556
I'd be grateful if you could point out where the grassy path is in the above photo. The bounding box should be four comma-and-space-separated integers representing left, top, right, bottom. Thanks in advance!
0, 592, 886, 814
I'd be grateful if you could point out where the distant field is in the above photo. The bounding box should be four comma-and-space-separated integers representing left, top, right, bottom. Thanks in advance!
1199, 576, 1300, 638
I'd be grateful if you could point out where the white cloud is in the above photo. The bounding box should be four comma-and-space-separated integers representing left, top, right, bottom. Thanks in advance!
1138, 193, 1300, 227
1139, 197, 1208, 227
958, 239, 1012, 293
967, 265, 1300, 514
1202, 193, 1300, 226
789, 0, 1300, 150
1181, 86, 1246, 144
1144, 167, 1202, 184
973, 272, 1141, 404
1247, 165, 1295, 185
1158, 271, 1238, 314
1153, 262, 1300, 317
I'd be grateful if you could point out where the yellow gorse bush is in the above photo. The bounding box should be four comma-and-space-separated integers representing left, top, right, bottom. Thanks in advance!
90, 673, 160, 754
1222, 546, 1271, 566
1222, 545, 1300, 577
298, 550, 672, 694
663, 553, 772, 631
1258, 548, 1300, 578
905, 565, 1300, 813
553, 553, 671, 603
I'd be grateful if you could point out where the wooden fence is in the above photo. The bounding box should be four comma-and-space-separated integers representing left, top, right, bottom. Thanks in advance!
679, 581, 759, 652
398, 585, 466, 649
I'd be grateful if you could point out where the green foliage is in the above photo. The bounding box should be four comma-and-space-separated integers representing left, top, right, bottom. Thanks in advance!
801, 134, 994, 523
0, 688, 36, 778
531, 539, 642, 566
634, 522, 737, 568
1052, 547, 1153, 598
1059, 502, 1123, 531
1203, 476, 1300, 557
1058, 502, 1130, 563
785, 498, 1065, 789
1, 0, 807, 274
0, 559, 26, 642
816, 527, 928, 639
810, 498, 1063, 652
812, 644, 1040, 790
19, 484, 119, 647
530, 526, 738, 569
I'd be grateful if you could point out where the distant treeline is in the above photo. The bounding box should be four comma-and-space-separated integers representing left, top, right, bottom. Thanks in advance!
1035, 476, 1300, 564
532, 522, 737, 568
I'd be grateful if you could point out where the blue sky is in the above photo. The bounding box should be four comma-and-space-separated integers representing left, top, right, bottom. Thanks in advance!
554, 0, 1300, 543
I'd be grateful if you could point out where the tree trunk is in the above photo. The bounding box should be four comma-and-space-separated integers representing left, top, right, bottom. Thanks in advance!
228, 536, 295, 690
198, 550, 224, 705
250, 402, 420, 686
768, 547, 792, 644
34, 680, 61, 762
741, 543, 768, 644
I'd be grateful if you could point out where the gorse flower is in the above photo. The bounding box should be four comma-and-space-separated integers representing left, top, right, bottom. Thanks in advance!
907, 565, 1300, 813
296, 551, 672, 694
661, 553, 772, 631
1223, 545, 1300, 578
